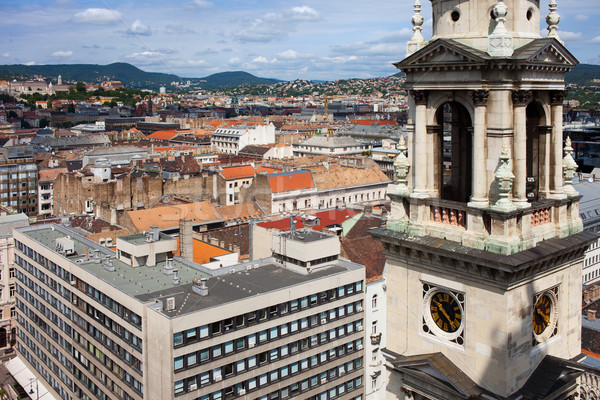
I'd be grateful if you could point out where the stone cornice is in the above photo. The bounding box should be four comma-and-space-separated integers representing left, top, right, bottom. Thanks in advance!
370, 228, 597, 289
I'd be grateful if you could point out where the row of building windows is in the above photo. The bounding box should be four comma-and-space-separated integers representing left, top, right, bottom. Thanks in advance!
584, 268, 600, 284
16, 239, 142, 329
17, 285, 73, 339
173, 281, 363, 348
253, 376, 363, 400
175, 317, 363, 373
18, 344, 73, 400
72, 293, 142, 353
176, 345, 363, 397
16, 303, 73, 358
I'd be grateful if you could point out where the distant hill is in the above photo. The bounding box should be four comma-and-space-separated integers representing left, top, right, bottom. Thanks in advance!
0, 62, 179, 89
0, 63, 283, 91
566, 64, 600, 85
196, 71, 282, 90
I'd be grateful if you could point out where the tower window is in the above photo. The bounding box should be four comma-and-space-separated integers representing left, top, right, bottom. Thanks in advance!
451, 10, 460, 22
526, 8, 533, 21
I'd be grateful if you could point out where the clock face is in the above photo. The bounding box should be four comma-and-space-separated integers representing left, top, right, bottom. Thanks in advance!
429, 291, 462, 333
532, 294, 552, 334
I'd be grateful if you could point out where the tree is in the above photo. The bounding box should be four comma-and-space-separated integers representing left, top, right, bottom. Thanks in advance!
67, 103, 75, 113
40, 118, 50, 128
76, 82, 86, 93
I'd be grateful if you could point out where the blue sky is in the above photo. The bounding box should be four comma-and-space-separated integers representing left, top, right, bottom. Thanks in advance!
1, 0, 599, 81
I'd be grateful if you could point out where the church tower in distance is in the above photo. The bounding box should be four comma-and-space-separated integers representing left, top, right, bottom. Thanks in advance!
372, 0, 598, 398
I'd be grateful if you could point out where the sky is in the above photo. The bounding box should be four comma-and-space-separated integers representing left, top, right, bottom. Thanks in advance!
1, 0, 599, 81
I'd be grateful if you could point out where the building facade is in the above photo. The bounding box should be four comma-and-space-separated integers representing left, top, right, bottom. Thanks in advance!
212, 124, 276, 155
372, 0, 597, 398
0, 148, 38, 217
14, 224, 366, 400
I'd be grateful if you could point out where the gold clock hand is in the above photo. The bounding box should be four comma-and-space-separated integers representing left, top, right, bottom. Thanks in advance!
536, 307, 549, 324
433, 299, 457, 329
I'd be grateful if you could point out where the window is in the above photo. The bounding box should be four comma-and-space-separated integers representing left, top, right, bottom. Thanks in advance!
372, 294, 378, 309
187, 353, 197, 366
186, 328, 196, 340
8, 268, 14, 279
372, 321, 377, 335
174, 380, 184, 394
174, 357, 183, 370
173, 332, 183, 346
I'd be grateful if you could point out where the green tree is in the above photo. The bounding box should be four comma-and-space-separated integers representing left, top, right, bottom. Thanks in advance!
76, 82, 86, 93
67, 103, 75, 113
40, 118, 50, 128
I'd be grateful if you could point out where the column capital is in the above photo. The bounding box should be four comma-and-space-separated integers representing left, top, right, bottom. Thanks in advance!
511, 90, 532, 106
471, 90, 489, 106
410, 90, 428, 105
550, 90, 568, 106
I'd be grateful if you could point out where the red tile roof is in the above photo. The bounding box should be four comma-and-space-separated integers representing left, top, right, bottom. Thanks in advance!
257, 217, 305, 231
220, 165, 256, 180
351, 119, 397, 126
267, 170, 315, 193
309, 208, 360, 228
147, 130, 178, 140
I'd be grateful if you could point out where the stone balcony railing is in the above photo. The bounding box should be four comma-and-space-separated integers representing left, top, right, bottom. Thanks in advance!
386, 192, 583, 256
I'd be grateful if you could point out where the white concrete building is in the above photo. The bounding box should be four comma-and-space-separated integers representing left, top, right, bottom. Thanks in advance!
293, 136, 371, 157
211, 124, 276, 155
14, 223, 366, 400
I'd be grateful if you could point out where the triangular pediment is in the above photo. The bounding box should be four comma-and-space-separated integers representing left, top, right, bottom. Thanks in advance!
516, 38, 579, 67
395, 39, 489, 70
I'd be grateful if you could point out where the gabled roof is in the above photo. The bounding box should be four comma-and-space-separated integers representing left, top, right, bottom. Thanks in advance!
220, 165, 255, 180
267, 170, 315, 193
310, 165, 390, 191
397, 37, 578, 72
147, 130, 178, 140
341, 215, 385, 282
126, 201, 222, 232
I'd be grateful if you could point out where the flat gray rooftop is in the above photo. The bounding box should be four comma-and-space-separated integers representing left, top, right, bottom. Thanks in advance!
281, 230, 333, 243
136, 260, 357, 318
18, 225, 211, 299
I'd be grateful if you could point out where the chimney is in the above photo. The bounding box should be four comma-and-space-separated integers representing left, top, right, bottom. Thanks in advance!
587, 309, 596, 321
172, 269, 180, 285
192, 277, 209, 296
180, 218, 193, 262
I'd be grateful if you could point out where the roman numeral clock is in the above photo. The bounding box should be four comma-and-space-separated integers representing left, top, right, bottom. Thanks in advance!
422, 284, 465, 346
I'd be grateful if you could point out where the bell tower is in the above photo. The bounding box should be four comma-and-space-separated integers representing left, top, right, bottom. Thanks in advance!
373, 0, 597, 398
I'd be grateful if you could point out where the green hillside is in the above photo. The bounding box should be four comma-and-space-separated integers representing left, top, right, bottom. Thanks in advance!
196, 71, 282, 89
565, 64, 600, 85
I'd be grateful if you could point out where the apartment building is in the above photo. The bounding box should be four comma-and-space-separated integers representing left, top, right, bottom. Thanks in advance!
13, 224, 366, 400
211, 124, 276, 155
0, 148, 38, 216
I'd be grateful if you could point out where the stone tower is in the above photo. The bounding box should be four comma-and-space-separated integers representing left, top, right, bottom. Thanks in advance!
372, 0, 597, 398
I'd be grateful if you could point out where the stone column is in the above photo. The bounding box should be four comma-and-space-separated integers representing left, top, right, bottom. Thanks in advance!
410, 90, 429, 198
469, 90, 489, 207
511, 90, 531, 207
549, 90, 567, 199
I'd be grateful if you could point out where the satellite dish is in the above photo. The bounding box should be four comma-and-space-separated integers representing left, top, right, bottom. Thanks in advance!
589, 176, 594, 183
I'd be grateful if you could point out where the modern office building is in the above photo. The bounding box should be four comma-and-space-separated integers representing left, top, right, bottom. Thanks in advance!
13, 224, 366, 400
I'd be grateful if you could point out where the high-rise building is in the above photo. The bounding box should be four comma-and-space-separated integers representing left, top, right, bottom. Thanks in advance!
0, 148, 38, 217
372, 0, 597, 398
14, 224, 366, 400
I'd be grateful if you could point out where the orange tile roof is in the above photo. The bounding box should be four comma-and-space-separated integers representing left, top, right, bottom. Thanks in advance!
256, 165, 280, 174
220, 165, 255, 180
351, 119, 397, 126
267, 170, 315, 193
38, 168, 66, 182
216, 202, 265, 221
126, 201, 222, 232
147, 130, 178, 140
310, 165, 390, 190
175, 237, 230, 264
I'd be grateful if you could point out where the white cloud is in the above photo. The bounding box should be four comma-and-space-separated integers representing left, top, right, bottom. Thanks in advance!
52, 50, 73, 57
590, 36, 600, 44
127, 51, 164, 61
575, 14, 589, 21
289, 6, 319, 21
186, 0, 213, 9
73, 8, 122, 24
559, 31, 583, 41
227, 57, 241, 65
235, 6, 320, 43
3, 53, 9, 58
278, 50, 298, 59
252, 56, 270, 63
24, 61, 36, 66
128, 20, 151, 36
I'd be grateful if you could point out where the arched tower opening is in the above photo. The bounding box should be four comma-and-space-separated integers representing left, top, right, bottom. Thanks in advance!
526, 101, 547, 201
435, 102, 473, 203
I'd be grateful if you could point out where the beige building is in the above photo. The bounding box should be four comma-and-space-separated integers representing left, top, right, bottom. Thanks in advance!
14, 224, 366, 400
0, 214, 28, 354
372, 0, 598, 398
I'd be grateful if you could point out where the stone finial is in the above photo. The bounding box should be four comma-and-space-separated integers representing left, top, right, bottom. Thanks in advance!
487, 0, 514, 57
492, 145, 516, 211
546, 0, 563, 44
393, 136, 410, 196
406, 0, 428, 56
563, 136, 579, 197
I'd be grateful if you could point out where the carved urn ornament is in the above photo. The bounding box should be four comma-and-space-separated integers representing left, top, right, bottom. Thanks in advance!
562, 136, 578, 197
393, 136, 410, 196
493, 145, 516, 211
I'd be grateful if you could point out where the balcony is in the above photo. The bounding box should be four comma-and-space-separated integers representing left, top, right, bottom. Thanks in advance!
370, 332, 382, 345
386, 192, 583, 256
